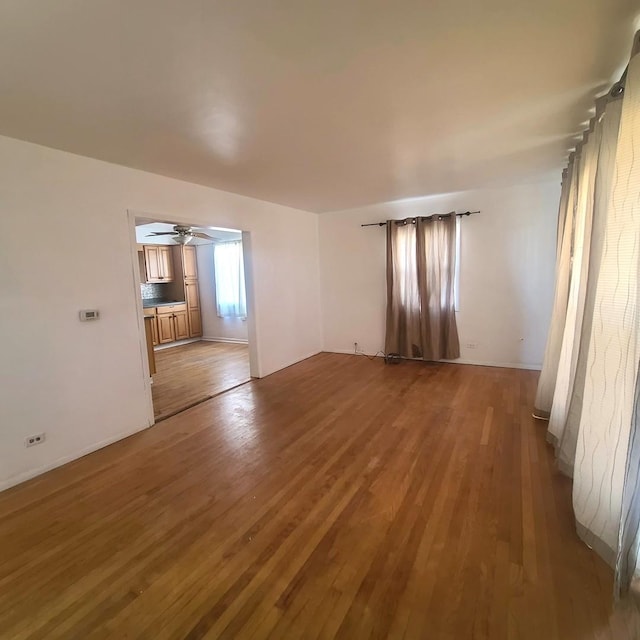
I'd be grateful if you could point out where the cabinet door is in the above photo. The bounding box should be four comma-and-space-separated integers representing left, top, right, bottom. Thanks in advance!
158, 246, 174, 281
173, 311, 190, 340
144, 246, 162, 282
150, 316, 159, 346
144, 319, 156, 376
185, 281, 201, 337
188, 308, 202, 337
157, 313, 176, 344
185, 281, 200, 309
182, 245, 198, 280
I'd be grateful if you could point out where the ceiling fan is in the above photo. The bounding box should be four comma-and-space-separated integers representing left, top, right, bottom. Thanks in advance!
146, 225, 215, 245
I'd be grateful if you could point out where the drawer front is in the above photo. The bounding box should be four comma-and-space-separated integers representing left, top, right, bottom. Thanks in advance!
157, 303, 187, 314
143, 307, 156, 316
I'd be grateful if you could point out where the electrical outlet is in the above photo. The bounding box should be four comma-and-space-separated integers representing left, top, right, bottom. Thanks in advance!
465, 342, 478, 350
25, 433, 46, 448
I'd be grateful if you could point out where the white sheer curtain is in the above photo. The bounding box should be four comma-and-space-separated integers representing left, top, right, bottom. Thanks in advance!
213, 240, 247, 318
547, 107, 603, 458
534, 29, 640, 599
533, 158, 576, 418
558, 98, 623, 475
575, 44, 640, 582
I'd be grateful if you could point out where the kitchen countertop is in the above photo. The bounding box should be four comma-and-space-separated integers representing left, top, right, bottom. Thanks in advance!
142, 299, 186, 309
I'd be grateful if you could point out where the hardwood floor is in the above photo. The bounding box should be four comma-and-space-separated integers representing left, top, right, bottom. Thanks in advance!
0, 353, 638, 639
151, 340, 250, 420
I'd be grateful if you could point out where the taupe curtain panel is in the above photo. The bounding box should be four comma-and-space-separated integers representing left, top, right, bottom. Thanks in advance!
385, 215, 460, 361
534, 29, 640, 600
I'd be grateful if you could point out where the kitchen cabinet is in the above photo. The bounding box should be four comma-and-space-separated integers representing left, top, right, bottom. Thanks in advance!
182, 244, 198, 280
143, 316, 156, 375
173, 310, 190, 340
157, 312, 176, 344
140, 243, 202, 347
185, 280, 199, 308
143, 307, 159, 346
150, 316, 159, 346
183, 249, 202, 338
156, 303, 189, 344
143, 245, 174, 283
184, 280, 202, 337
188, 308, 202, 337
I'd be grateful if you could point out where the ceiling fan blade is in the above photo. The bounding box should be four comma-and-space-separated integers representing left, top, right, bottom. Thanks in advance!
191, 232, 216, 240
146, 232, 177, 236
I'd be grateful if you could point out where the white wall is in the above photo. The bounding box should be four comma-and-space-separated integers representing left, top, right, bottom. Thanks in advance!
0, 135, 321, 490
319, 181, 560, 369
196, 243, 249, 343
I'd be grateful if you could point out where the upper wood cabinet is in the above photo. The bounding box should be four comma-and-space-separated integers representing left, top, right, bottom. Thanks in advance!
143, 246, 161, 281
182, 245, 198, 280
143, 245, 174, 283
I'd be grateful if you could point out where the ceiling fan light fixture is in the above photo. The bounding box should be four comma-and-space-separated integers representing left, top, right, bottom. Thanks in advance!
173, 234, 193, 245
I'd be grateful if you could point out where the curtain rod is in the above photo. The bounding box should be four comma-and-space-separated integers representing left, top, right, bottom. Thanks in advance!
611, 63, 628, 97
361, 210, 480, 227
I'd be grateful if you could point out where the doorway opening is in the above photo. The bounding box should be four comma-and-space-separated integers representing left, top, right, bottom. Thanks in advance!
134, 216, 252, 421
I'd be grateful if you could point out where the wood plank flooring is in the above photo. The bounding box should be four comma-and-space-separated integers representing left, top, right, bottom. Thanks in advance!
1, 353, 638, 639
151, 340, 250, 420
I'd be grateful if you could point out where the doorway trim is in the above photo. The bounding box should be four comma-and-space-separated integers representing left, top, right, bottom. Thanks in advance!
126, 209, 260, 427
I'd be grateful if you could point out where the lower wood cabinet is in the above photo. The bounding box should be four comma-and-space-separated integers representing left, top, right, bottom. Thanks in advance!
143, 316, 156, 375
143, 307, 159, 346
150, 316, 159, 346
188, 308, 202, 337
173, 310, 189, 341
157, 313, 176, 344
144, 299, 198, 347
154, 304, 190, 344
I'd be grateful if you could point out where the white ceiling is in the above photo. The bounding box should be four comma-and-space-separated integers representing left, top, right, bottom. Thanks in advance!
135, 222, 241, 245
0, 1, 637, 212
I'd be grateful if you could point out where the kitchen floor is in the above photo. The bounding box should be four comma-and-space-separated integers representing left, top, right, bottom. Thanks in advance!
151, 341, 250, 420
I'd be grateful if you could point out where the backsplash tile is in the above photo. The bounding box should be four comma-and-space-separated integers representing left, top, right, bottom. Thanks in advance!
141, 283, 170, 300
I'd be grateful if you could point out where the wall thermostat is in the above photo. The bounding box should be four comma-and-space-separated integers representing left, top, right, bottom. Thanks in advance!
79, 309, 100, 321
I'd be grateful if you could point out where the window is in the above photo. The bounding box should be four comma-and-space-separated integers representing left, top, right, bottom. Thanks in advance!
394, 216, 461, 313
213, 240, 247, 318
385, 215, 460, 360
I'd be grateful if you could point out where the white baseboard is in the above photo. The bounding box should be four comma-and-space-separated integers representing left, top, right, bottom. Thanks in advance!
442, 358, 541, 371
0, 420, 153, 492
322, 350, 541, 371
154, 338, 200, 351
328, 348, 383, 357
201, 336, 249, 344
